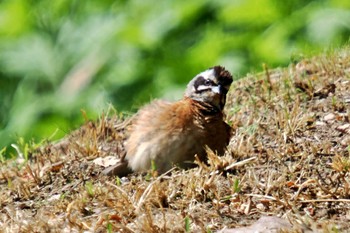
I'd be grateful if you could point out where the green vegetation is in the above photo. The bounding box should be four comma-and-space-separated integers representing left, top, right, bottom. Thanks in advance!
184, 215, 191, 232
0, 0, 349, 156
85, 181, 95, 197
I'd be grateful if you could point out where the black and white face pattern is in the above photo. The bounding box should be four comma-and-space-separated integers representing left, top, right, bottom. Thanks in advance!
185, 66, 233, 111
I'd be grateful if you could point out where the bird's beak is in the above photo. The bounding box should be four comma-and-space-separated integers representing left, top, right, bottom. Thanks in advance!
211, 85, 221, 94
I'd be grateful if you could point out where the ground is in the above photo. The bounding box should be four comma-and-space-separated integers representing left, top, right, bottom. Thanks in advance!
1, 49, 350, 232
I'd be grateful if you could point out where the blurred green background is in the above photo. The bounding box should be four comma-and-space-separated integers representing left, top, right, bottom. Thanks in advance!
0, 0, 349, 156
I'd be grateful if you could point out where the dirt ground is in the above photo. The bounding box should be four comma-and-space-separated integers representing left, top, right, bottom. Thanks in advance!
1, 49, 350, 232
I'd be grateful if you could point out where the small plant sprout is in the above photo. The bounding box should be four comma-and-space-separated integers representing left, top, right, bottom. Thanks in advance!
0, 147, 6, 163
11, 137, 44, 161
115, 176, 121, 186
151, 159, 158, 178
185, 215, 191, 232
60, 193, 67, 200
331, 96, 337, 109
107, 222, 113, 233
85, 181, 94, 197
151, 160, 157, 172
233, 178, 241, 193
331, 155, 350, 173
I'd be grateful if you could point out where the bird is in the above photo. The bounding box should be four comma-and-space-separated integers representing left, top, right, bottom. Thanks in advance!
102, 66, 233, 176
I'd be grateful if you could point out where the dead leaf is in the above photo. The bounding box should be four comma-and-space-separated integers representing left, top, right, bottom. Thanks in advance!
336, 124, 350, 134
218, 216, 293, 233
324, 113, 336, 122
93, 156, 120, 167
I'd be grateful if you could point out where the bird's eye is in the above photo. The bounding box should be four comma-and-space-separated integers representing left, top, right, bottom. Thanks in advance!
205, 79, 212, 85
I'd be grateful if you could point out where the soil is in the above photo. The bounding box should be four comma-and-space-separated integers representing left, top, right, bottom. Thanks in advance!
1, 49, 350, 232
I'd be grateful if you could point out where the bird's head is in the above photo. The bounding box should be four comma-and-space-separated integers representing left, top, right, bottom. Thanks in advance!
185, 66, 233, 111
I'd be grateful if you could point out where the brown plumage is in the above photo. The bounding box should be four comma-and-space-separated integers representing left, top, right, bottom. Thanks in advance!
103, 66, 233, 176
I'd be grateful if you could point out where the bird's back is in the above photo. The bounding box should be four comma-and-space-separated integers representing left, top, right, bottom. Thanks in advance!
126, 98, 231, 173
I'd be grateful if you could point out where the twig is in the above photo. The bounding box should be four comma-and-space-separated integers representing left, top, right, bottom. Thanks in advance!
290, 179, 316, 201
245, 194, 277, 201
301, 199, 350, 203
245, 193, 287, 206
225, 157, 257, 171
26, 164, 40, 184
106, 181, 131, 203
263, 63, 274, 94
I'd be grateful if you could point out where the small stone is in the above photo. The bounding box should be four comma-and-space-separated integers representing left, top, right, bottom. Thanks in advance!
316, 121, 326, 126
336, 124, 350, 133
341, 136, 350, 146
218, 216, 293, 233
324, 113, 335, 122
256, 203, 266, 211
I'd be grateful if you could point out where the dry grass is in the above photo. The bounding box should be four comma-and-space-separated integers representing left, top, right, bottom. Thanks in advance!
1, 49, 350, 232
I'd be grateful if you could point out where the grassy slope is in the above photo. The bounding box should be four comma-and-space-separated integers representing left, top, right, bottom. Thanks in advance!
1, 49, 350, 232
